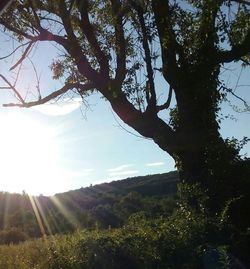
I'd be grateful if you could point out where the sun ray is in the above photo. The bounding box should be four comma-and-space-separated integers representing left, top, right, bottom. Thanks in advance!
28, 194, 46, 237
33, 196, 54, 236
3, 193, 10, 229
50, 195, 81, 229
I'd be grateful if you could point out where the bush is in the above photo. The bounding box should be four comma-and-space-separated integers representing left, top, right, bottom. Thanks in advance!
0, 228, 28, 245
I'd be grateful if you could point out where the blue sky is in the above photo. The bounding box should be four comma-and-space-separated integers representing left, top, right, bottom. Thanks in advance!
0, 40, 249, 196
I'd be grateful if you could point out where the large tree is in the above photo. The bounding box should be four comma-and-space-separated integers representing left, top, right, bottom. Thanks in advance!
0, 0, 250, 209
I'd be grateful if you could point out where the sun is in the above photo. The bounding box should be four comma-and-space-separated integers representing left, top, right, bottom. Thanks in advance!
0, 112, 63, 195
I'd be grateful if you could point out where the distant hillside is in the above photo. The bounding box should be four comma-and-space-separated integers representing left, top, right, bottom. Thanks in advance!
57, 170, 179, 207
0, 171, 179, 244
83, 170, 178, 196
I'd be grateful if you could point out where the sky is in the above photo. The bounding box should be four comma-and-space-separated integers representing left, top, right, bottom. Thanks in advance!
0, 94, 175, 195
0, 37, 249, 196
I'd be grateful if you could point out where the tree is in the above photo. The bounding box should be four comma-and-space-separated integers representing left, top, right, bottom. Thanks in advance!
0, 0, 249, 210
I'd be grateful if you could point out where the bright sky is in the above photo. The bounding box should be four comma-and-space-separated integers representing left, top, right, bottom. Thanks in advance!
0, 97, 175, 195
0, 39, 249, 196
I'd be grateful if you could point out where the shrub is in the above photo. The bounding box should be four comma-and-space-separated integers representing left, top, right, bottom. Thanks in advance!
0, 228, 28, 245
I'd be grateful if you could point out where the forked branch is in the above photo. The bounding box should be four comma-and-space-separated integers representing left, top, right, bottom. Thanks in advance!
2, 82, 96, 108
0, 74, 25, 104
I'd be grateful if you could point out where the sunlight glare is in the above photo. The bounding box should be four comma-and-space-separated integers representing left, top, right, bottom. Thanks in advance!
0, 112, 63, 195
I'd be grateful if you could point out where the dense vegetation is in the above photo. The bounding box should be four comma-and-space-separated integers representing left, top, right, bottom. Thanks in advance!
0, 171, 178, 243
0, 171, 250, 268
0, 212, 236, 269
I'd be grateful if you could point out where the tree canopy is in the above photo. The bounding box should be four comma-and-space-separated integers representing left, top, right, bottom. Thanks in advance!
0, 0, 250, 210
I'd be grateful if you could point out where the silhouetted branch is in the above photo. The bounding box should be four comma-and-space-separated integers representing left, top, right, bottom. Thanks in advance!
28, 58, 42, 100
220, 84, 250, 112
218, 28, 250, 63
110, 0, 126, 87
0, 74, 25, 103
152, 0, 180, 87
0, 18, 35, 40
77, 0, 109, 77
10, 41, 34, 70
0, 41, 31, 60
2, 82, 95, 108
131, 0, 156, 111
157, 86, 173, 112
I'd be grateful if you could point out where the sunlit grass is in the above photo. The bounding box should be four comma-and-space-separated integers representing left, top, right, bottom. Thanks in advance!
0, 229, 101, 269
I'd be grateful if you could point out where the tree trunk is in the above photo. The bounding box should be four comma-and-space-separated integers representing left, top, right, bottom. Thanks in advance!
173, 71, 236, 210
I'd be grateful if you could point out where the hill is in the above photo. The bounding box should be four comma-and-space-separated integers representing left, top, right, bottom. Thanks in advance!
0, 171, 179, 244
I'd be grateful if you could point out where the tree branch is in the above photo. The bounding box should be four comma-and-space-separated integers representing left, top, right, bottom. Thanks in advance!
0, 41, 31, 60
28, 0, 43, 31
218, 28, 250, 63
0, 18, 35, 40
0, 16, 67, 46
110, 0, 126, 88
130, 0, 156, 112
1, 7, 102, 84
0, 74, 25, 104
151, 0, 180, 87
101, 83, 176, 156
77, 0, 109, 78
2, 82, 95, 108
9, 41, 34, 71
220, 84, 250, 112
156, 86, 173, 112
58, 0, 77, 40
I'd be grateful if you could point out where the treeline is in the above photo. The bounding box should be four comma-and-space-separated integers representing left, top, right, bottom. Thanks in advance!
0, 171, 179, 244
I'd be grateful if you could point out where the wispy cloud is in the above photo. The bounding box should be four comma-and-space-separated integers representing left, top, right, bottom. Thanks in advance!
107, 164, 134, 172
109, 170, 139, 177
32, 98, 82, 116
146, 161, 164, 167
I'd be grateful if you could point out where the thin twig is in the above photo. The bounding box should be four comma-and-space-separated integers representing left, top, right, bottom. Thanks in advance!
0, 41, 31, 60
28, 57, 42, 100
9, 41, 34, 71
0, 74, 25, 103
